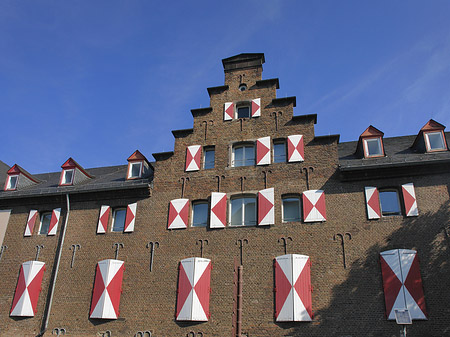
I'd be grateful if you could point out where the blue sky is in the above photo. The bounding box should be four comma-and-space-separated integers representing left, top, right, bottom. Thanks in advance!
1, 1, 450, 173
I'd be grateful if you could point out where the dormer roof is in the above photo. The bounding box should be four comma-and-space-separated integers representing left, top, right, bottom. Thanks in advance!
4, 164, 40, 191
59, 157, 92, 186
412, 119, 448, 152
355, 126, 385, 158
127, 150, 148, 163
360, 125, 384, 138
7, 164, 40, 183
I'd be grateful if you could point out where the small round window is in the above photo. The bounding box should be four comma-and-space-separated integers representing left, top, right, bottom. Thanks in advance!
239, 83, 247, 91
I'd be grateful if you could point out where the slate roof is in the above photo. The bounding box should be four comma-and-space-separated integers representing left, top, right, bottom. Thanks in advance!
0, 160, 9, 186
338, 132, 450, 171
0, 164, 152, 199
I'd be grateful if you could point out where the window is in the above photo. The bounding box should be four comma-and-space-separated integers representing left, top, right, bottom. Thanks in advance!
128, 162, 142, 179
239, 83, 247, 91
230, 196, 256, 226
363, 138, 383, 157
282, 196, 301, 222
112, 208, 127, 232
424, 131, 446, 152
39, 212, 52, 235
379, 190, 401, 216
237, 106, 250, 119
273, 140, 287, 163
61, 169, 74, 185
204, 147, 215, 169
6, 175, 18, 190
192, 202, 208, 227
232, 144, 255, 167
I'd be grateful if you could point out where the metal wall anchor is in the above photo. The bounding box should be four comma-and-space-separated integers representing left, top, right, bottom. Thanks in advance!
239, 176, 246, 192
271, 111, 282, 131
262, 170, 272, 189
215, 175, 225, 192
52, 328, 66, 336
236, 239, 248, 266
99, 331, 111, 337
180, 177, 190, 198
334, 233, 352, 269
69, 244, 81, 268
0, 245, 7, 262
197, 239, 209, 258
301, 167, 314, 190
278, 236, 293, 255
202, 120, 214, 140
135, 331, 152, 337
113, 243, 124, 260
146, 241, 159, 272
35, 244, 44, 261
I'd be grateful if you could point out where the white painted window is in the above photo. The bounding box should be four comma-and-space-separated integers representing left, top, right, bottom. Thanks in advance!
273, 140, 287, 163
61, 169, 74, 185
192, 202, 208, 227
230, 196, 256, 226
6, 175, 18, 190
232, 144, 255, 167
363, 138, 383, 157
128, 162, 142, 178
379, 190, 401, 216
111, 208, 127, 232
203, 147, 215, 169
282, 196, 301, 222
39, 212, 52, 235
424, 131, 446, 151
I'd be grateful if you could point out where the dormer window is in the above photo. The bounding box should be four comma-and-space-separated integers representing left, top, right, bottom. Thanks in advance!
424, 131, 446, 152
364, 138, 383, 157
126, 150, 151, 180
5, 175, 18, 190
59, 158, 92, 186
128, 162, 142, 179
357, 126, 385, 159
413, 119, 448, 153
61, 169, 74, 185
4, 164, 40, 191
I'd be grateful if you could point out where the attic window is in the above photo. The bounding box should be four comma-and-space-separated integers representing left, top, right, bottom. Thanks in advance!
237, 105, 250, 119
61, 169, 74, 185
424, 131, 446, 152
363, 138, 383, 157
6, 175, 18, 190
128, 162, 142, 179
239, 83, 247, 91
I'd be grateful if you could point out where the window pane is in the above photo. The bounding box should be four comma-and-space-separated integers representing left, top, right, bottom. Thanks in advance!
283, 198, 300, 222
366, 138, 382, 156
8, 176, 18, 189
427, 132, 445, 150
231, 198, 243, 226
131, 163, 141, 177
273, 142, 287, 163
379, 191, 401, 216
243, 197, 256, 226
244, 146, 255, 166
40, 213, 52, 235
204, 149, 215, 169
234, 146, 244, 167
192, 203, 208, 227
112, 209, 127, 232
63, 170, 73, 184
237, 106, 250, 118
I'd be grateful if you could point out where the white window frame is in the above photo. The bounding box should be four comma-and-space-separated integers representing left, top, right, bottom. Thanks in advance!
203, 147, 215, 170
61, 169, 74, 185
236, 102, 251, 119
191, 201, 209, 227
229, 195, 257, 227
128, 161, 143, 179
38, 212, 52, 235
232, 143, 255, 167
363, 137, 383, 158
282, 196, 301, 223
424, 131, 446, 152
5, 175, 19, 190
273, 140, 287, 163
111, 208, 127, 232
379, 189, 402, 216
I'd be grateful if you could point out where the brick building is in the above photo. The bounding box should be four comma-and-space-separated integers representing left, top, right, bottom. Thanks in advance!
0, 53, 449, 337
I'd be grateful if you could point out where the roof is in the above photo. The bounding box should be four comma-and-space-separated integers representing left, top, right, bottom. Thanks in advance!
338, 132, 450, 172
0, 160, 9, 185
0, 164, 152, 200
222, 53, 265, 71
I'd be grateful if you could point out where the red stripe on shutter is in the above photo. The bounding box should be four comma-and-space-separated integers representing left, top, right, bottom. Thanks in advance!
224, 102, 234, 120
107, 263, 125, 317
258, 188, 274, 225
48, 208, 61, 236
176, 262, 193, 318
402, 183, 418, 216
403, 255, 427, 317
27, 264, 45, 314
124, 202, 137, 232
287, 135, 305, 162
25, 210, 38, 236
274, 259, 292, 320
365, 187, 381, 219
89, 264, 105, 317
256, 137, 270, 165
380, 254, 403, 319
211, 192, 227, 228
194, 261, 211, 319
251, 98, 261, 117
97, 206, 110, 234
168, 199, 190, 229
294, 256, 312, 320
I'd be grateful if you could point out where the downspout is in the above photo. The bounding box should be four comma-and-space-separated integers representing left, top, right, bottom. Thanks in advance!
236, 265, 243, 337
38, 193, 70, 336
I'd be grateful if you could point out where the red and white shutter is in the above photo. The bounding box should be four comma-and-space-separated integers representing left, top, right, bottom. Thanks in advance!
185, 145, 202, 172
10, 261, 46, 317
176, 257, 211, 321
287, 135, 305, 162
90, 259, 125, 320
124, 202, 137, 232
97, 206, 110, 234
365, 187, 381, 219
251, 98, 261, 117
258, 187, 274, 226
303, 190, 326, 222
224, 102, 234, 121
47, 208, 61, 236
380, 249, 427, 320
168, 199, 190, 229
210, 192, 227, 228
24, 210, 39, 237
402, 183, 418, 217
275, 254, 312, 322
256, 136, 271, 165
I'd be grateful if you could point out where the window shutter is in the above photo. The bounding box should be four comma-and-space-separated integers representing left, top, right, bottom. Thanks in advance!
224, 102, 234, 121
24, 210, 38, 237
210, 192, 227, 228
365, 187, 381, 219
302, 190, 326, 222
185, 145, 202, 172
97, 206, 110, 234
168, 199, 190, 229
176, 257, 211, 321
258, 187, 274, 226
287, 135, 305, 162
10, 261, 46, 317
380, 249, 427, 320
47, 208, 61, 236
251, 98, 261, 117
124, 202, 137, 233
402, 183, 419, 217
274, 254, 312, 322
256, 136, 271, 165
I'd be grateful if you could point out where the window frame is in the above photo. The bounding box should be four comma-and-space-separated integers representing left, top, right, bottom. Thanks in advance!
127, 161, 143, 179
60, 169, 74, 186
229, 194, 257, 227
379, 189, 402, 216
38, 212, 52, 235
203, 147, 215, 170
363, 137, 384, 158
5, 175, 19, 191
111, 207, 127, 233
282, 195, 301, 223
231, 143, 255, 167
235, 101, 252, 119
424, 131, 447, 152
191, 201, 209, 227
273, 139, 287, 163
